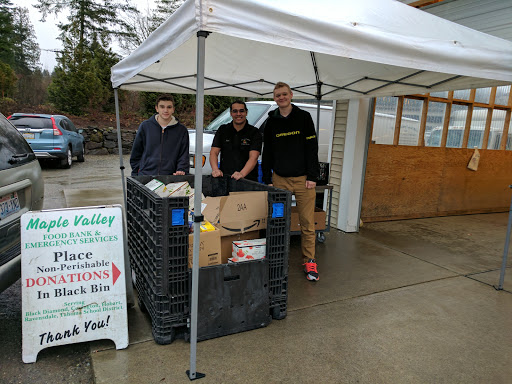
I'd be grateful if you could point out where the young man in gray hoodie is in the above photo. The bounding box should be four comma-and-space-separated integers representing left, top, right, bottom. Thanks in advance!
130, 94, 189, 176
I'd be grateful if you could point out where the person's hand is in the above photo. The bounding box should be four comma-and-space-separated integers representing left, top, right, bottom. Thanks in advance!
231, 171, 244, 180
306, 180, 316, 189
212, 169, 223, 177
173, 170, 185, 175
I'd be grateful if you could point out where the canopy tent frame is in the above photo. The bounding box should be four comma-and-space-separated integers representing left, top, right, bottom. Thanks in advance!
118, 71, 466, 99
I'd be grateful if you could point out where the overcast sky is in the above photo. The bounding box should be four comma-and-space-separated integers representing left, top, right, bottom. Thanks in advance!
17, 0, 62, 70
16, 0, 157, 71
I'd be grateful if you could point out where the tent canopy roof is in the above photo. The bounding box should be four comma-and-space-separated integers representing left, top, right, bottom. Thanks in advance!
111, 0, 512, 99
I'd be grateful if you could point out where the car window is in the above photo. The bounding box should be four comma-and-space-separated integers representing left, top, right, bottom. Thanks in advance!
65, 118, 77, 132
9, 116, 53, 129
0, 115, 35, 171
60, 119, 70, 131
204, 104, 270, 133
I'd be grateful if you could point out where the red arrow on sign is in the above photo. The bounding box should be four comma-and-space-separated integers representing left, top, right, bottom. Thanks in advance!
112, 263, 121, 285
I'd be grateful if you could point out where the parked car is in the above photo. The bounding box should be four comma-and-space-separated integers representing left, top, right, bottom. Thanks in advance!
8, 113, 85, 168
0, 113, 44, 293
189, 101, 334, 175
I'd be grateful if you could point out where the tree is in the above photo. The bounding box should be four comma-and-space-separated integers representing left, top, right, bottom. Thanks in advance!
35, 0, 137, 114
16, 68, 51, 106
0, 0, 14, 67
118, 4, 154, 54
36, 0, 138, 64
88, 34, 121, 112
0, 61, 16, 98
118, 0, 185, 55
151, 0, 185, 30
11, 7, 40, 74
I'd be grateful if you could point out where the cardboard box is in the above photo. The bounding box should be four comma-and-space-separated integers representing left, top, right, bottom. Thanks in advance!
166, 181, 189, 196
145, 179, 170, 197
290, 206, 326, 231
220, 231, 260, 264
202, 191, 268, 236
188, 229, 221, 268
232, 238, 266, 261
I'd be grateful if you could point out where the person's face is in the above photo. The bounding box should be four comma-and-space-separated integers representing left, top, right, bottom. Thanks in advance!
273, 86, 293, 109
155, 100, 174, 119
230, 103, 248, 125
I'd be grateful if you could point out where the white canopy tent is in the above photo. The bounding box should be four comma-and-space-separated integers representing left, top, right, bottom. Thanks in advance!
112, 0, 512, 98
110, 0, 512, 379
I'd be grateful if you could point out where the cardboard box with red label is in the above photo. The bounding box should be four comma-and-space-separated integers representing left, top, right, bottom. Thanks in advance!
230, 238, 266, 262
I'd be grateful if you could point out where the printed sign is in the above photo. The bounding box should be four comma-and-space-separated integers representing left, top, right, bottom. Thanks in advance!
21, 205, 128, 363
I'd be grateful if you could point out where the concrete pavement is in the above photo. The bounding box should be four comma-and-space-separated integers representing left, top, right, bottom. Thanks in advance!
89, 206, 512, 383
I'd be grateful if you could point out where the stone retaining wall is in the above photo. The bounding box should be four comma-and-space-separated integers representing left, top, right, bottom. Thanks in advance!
81, 126, 136, 155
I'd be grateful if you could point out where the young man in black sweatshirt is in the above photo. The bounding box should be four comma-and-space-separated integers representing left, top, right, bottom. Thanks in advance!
262, 82, 320, 281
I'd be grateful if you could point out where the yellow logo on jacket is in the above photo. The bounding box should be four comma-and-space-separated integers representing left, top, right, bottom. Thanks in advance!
276, 131, 300, 138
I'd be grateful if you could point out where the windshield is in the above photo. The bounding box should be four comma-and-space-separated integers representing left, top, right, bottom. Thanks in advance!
9, 116, 53, 129
204, 104, 271, 133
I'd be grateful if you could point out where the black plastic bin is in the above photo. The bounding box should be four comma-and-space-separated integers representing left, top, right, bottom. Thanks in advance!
194, 259, 271, 341
126, 175, 291, 344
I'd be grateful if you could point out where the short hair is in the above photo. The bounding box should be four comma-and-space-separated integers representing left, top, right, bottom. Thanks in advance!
273, 82, 292, 95
155, 94, 175, 107
230, 100, 248, 111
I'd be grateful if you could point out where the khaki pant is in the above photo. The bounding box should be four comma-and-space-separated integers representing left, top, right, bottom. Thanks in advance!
273, 173, 316, 262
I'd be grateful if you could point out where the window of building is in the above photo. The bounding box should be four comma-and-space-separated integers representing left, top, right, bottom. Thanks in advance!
372, 85, 512, 151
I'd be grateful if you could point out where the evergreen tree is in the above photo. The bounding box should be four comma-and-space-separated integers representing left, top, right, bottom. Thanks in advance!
11, 7, 40, 74
0, 0, 14, 67
16, 69, 51, 106
89, 34, 121, 112
36, 0, 137, 114
0, 61, 16, 98
36, 0, 138, 64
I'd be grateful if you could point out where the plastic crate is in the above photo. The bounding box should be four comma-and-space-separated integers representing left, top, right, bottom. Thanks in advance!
127, 175, 291, 344
127, 176, 190, 344
194, 259, 271, 341
219, 177, 291, 319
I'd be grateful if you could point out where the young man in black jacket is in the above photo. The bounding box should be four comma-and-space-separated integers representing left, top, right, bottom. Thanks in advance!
130, 94, 189, 176
262, 82, 320, 281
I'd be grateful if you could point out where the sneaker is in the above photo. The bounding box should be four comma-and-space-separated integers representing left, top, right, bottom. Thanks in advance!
303, 259, 319, 281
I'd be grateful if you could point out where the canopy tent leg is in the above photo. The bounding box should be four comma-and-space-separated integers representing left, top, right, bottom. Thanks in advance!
496, 185, 512, 290
114, 88, 134, 306
114, 88, 128, 209
310, 52, 322, 138
187, 30, 209, 382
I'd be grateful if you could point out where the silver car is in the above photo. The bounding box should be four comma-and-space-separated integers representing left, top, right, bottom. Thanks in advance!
0, 113, 44, 293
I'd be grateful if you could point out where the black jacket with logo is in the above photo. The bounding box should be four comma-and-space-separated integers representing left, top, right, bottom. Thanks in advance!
262, 104, 319, 184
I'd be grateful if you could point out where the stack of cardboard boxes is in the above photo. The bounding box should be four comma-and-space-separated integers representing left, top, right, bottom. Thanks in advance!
145, 178, 268, 269
191, 190, 268, 267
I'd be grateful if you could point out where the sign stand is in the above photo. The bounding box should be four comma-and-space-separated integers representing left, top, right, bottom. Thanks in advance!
21, 205, 129, 363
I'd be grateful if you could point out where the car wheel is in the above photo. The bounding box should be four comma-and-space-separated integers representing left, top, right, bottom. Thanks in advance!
77, 146, 85, 162
60, 147, 72, 169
